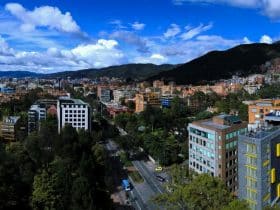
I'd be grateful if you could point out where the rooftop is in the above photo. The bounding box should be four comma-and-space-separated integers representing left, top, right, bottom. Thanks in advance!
3, 116, 20, 124
58, 97, 88, 105
242, 126, 280, 140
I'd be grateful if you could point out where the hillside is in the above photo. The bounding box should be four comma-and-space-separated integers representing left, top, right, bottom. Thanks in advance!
149, 43, 280, 85
46, 64, 176, 80
0, 71, 41, 78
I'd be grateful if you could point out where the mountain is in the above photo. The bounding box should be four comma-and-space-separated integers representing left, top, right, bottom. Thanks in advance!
46, 64, 177, 80
149, 43, 280, 85
0, 71, 42, 78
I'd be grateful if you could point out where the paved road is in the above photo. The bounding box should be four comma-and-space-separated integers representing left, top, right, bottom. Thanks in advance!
105, 140, 147, 210
105, 139, 166, 210
132, 160, 165, 194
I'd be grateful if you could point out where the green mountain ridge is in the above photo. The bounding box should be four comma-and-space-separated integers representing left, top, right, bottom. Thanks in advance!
148, 43, 280, 85
46, 63, 177, 80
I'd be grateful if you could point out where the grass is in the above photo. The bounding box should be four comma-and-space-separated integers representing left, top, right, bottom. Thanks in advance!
128, 170, 144, 184
119, 151, 133, 167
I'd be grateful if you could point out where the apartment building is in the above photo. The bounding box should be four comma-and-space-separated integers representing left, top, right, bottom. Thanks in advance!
28, 99, 57, 134
248, 99, 280, 130
188, 114, 247, 193
1, 116, 20, 142
57, 97, 91, 133
97, 86, 111, 103
135, 92, 160, 113
238, 118, 280, 210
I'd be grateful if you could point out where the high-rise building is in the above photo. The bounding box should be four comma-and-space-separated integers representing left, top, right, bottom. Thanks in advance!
57, 97, 91, 133
188, 114, 247, 193
238, 112, 280, 210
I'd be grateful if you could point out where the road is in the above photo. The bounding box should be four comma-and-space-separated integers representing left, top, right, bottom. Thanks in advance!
105, 139, 166, 210
105, 140, 147, 210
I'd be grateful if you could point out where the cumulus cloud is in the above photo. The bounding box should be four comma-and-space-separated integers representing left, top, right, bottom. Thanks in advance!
160, 35, 243, 63
110, 30, 150, 53
260, 35, 273, 44
172, 0, 280, 19
131, 22, 145, 30
164, 24, 181, 38
243, 37, 252, 44
180, 23, 213, 40
5, 3, 81, 33
0, 37, 126, 73
133, 53, 168, 64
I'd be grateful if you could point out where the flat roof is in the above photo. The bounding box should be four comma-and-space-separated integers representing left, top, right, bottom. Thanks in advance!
241, 126, 280, 140
58, 97, 88, 105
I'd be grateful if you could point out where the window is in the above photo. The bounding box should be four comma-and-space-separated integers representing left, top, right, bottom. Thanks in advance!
246, 156, 257, 166
247, 144, 257, 154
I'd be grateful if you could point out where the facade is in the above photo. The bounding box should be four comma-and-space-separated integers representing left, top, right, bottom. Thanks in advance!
1, 116, 20, 142
57, 97, 91, 133
135, 92, 161, 113
98, 86, 111, 103
248, 99, 280, 130
188, 114, 247, 193
238, 125, 280, 210
28, 99, 57, 134
160, 95, 173, 108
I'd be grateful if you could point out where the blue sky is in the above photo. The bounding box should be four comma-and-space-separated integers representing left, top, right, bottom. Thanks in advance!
0, 0, 279, 73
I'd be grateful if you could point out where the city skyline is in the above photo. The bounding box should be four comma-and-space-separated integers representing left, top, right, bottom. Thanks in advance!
0, 0, 279, 73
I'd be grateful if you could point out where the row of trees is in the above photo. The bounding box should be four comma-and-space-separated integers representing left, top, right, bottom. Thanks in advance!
153, 165, 250, 210
0, 115, 113, 210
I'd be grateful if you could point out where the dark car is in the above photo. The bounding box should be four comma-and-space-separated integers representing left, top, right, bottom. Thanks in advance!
155, 175, 165, 182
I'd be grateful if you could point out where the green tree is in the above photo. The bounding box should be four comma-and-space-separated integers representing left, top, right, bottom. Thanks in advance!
70, 176, 94, 210
154, 173, 232, 210
221, 199, 250, 210
31, 158, 72, 210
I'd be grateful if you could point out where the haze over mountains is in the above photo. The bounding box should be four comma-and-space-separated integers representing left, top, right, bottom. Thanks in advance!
2, 43, 280, 84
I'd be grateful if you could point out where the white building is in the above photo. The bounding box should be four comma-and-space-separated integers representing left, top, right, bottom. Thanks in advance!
57, 97, 91, 133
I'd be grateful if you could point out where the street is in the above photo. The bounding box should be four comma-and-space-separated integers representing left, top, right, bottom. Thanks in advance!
104, 139, 166, 210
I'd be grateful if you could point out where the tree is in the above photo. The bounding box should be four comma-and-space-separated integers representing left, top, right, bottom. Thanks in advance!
221, 199, 250, 210
31, 158, 73, 210
70, 176, 94, 210
154, 173, 233, 210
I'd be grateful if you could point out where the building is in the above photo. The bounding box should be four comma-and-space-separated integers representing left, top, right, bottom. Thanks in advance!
135, 92, 161, 113
160, 95, 173, 108
248, 99, 280, 130
98, 86, 111, 103
238, 115, 280, 210
1, 116, 20, 142
57, 97, 91, 133
188, 114, 247, 193
28, 99, 57, 134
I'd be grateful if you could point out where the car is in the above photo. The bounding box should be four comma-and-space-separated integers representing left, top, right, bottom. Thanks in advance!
155, 175, 165, 182
155, 166, 163, 172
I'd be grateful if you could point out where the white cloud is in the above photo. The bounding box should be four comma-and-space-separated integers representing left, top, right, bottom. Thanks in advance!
173, 0, 280, 19
0, 37, 126, 73
260, 35, 273, 44
160, 35, 243, 63
164, 24, 181, 38
110, 30, 150, 53
180, 23, 213, 40
109, 20, 127, 29
133, 53, 167, 64
131, 22, 145, 30
243, 37, 252, 44
5, 3, 81, 33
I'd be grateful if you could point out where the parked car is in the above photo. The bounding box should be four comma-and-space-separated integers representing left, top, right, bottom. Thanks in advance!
155, 175, 165, 182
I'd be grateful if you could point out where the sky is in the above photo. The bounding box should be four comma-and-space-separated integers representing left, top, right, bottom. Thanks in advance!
0, 0, 279, 73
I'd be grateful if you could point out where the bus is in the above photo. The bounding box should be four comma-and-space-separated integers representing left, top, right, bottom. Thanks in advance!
122, 179, 131, 191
